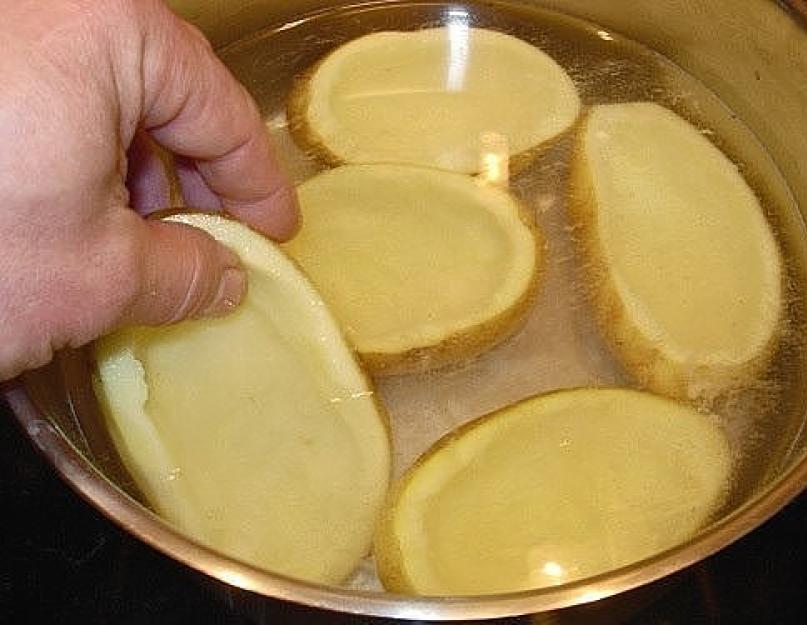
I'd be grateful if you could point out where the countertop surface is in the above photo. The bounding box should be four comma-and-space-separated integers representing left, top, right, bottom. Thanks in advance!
1, 397, 805, 624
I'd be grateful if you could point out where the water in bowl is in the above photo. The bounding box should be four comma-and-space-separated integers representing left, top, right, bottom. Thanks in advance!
214, 0, 807, 591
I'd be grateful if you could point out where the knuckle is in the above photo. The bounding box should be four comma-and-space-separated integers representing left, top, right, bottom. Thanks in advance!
181, 21, 214, 52
100, 225, 150, 324
148, 222, 221, 325
168, 233, 210, 322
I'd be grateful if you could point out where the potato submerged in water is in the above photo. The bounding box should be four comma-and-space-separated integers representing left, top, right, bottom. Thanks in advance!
375, 387, 731, 596
94, 213, 391, 585
291, 27, 581, 173
570, 102, 783, 400
284, 164, 542, 375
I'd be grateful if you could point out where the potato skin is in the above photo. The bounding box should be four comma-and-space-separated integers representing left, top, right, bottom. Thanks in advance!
361, 212, 544, 377
373, 386, 732, 595
286, 31, 579, 177
567, 107, 782, 403
286, 164, 545, 377
287, 64, 343, 170
96, 212, 394, 584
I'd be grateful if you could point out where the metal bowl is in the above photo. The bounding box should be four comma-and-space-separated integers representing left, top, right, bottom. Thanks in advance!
7, 0, 807, 620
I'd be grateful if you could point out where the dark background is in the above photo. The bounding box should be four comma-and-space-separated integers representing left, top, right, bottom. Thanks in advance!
1, 397, 805, 625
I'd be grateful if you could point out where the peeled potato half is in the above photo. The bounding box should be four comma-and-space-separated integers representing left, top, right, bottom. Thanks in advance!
94, 213, 390, 585
570, 102, 782, 400
284, 164, 542, 375
375, 388, 731, 596
291, 27, 581, 173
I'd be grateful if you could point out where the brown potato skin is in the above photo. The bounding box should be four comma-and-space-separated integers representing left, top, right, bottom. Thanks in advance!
374, 386, 710, 595
567, 107, 783, 403
362, 205, 545, 377
282, 157, 546, 376
287, 63, 343, 170
370, 387, 554, 595
286, 36, 579, 177
285, 33, 573, 375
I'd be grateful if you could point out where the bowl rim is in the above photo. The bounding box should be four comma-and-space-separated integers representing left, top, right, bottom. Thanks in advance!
6, 384, 807, 620
7, 0, 807, 617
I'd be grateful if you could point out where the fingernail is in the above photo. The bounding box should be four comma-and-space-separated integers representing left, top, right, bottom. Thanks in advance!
201, 267, 247, 318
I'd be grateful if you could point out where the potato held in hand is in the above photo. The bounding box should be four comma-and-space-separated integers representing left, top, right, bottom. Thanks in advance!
291, 27, 581, 173
375, 388, 731, 596
284, 164, 542, 375
570, 102, 782, 400
94, 213, 390, 585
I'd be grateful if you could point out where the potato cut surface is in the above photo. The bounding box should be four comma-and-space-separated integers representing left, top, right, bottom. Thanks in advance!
94, 213, 390, 585
571, 102, 782, 399
294, 27, 580, 172
375, 388, 731, 596
284, 164, 541, 374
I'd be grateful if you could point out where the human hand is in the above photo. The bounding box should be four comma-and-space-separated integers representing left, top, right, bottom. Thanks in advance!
0, 0, 299, 381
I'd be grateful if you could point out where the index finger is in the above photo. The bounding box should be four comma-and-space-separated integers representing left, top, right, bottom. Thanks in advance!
137, 4, 299, 240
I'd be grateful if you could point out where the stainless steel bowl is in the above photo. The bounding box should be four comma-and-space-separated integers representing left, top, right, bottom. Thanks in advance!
8, 0, 807, 620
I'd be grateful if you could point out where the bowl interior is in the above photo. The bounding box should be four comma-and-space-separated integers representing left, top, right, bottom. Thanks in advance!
15, 0, 807, 619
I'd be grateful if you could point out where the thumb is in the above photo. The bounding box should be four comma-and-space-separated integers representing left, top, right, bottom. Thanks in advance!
0, 210, 245, 381
120, 216, 246, 327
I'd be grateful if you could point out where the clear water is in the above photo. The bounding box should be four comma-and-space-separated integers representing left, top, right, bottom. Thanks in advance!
217, 0, 807, 591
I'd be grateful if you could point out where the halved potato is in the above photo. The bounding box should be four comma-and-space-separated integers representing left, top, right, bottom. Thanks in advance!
375, 387, 731, 596
94, 213, 390, 585
283, 164, 542, 375
570, 102, 782, 401
291, 27, 581, 173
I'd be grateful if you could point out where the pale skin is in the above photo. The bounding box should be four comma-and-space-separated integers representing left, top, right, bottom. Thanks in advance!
0, 0, 300, 382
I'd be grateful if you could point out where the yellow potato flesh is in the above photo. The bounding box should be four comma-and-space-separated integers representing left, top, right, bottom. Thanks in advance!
378, 388, 731, 596
302, 27, 580, 172
576, 103, 781, 396
95, 214, 390, 585
284, 164, 539, 369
